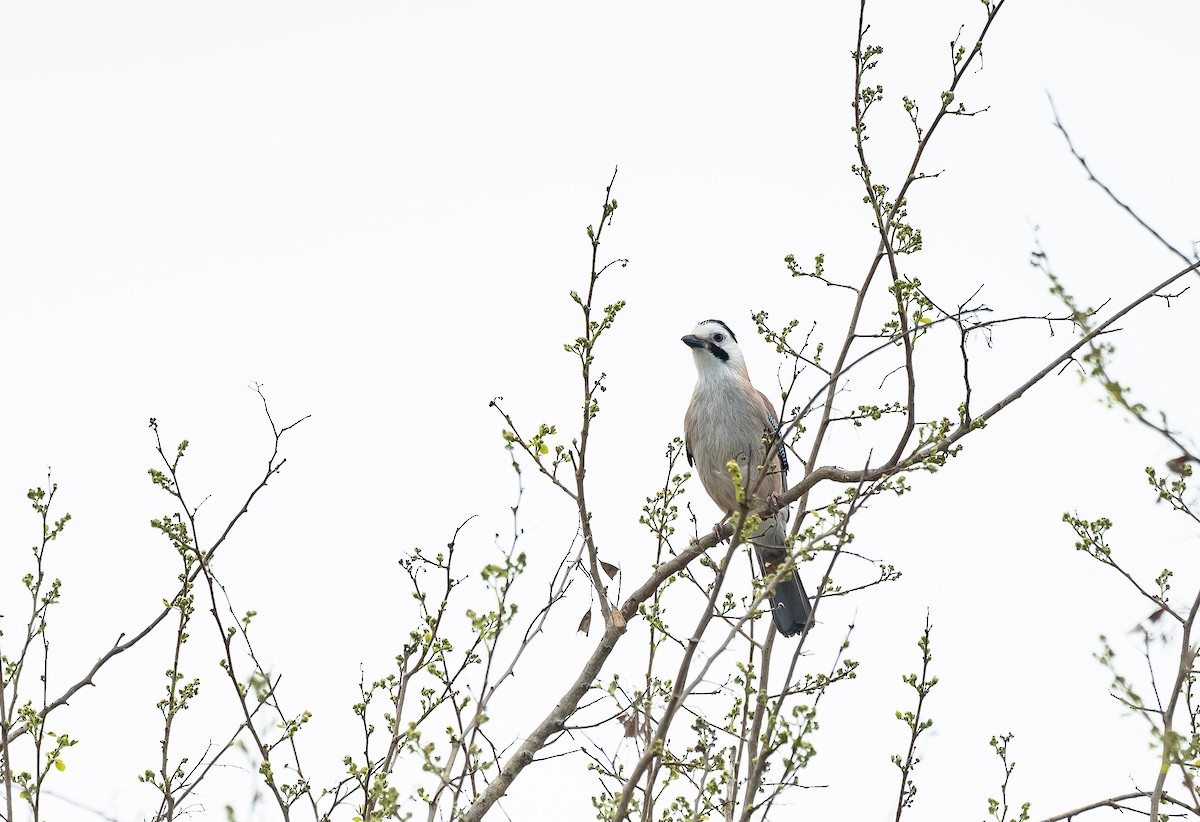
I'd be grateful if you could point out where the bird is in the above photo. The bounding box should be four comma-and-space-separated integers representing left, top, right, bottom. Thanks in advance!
682, 318, 812, 637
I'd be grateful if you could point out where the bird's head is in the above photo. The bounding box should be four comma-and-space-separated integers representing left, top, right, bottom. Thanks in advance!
682, 319, 748, 378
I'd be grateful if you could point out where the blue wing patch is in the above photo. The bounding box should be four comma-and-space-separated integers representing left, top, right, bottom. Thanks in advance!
765, 412, 788, 476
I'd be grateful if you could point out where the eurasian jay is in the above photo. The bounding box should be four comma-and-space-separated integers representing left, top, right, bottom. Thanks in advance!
682, 319, 812, 637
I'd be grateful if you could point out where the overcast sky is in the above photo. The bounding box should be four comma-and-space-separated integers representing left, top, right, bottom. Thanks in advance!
2, 2, 1198, 820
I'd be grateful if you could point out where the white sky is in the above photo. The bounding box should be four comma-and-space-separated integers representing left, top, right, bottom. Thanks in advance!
2, 2, 1198, 820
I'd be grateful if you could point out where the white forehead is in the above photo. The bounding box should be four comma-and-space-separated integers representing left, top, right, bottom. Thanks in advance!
691, 319, 736, 340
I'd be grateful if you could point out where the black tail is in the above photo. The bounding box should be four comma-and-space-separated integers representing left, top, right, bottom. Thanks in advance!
768, 567, 811, 637
754, 548, 812, 637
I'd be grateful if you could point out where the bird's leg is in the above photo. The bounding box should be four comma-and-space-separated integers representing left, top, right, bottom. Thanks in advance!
711, 514, 732, 542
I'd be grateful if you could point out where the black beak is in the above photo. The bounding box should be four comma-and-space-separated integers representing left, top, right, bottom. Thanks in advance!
681, 334, 705, 349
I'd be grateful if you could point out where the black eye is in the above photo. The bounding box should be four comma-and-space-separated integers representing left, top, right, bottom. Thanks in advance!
713, 333, 725, 343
